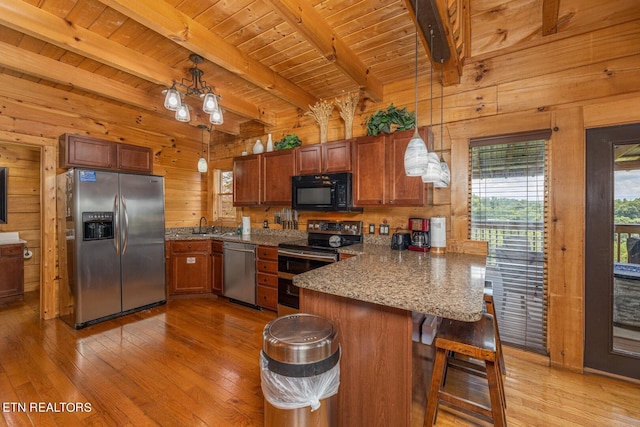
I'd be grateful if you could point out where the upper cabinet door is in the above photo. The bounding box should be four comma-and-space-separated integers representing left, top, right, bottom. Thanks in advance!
386, 129, 427, 206
322, 140, 352, 173
60, 134, 117, 170
262, 150, 295, 205
117, 144, 153, 174
233, 155, 262, 206
352, 135, 387, 206
295, 145, 322, 175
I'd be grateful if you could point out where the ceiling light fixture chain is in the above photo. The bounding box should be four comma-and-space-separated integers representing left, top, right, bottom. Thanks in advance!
435, 58, 450, 188
403, 0, 430, 177
421, 27, 444, 183
163, 54, 223, 126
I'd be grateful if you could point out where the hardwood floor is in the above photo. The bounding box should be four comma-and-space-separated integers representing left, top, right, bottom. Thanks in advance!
1, 293, 640, 426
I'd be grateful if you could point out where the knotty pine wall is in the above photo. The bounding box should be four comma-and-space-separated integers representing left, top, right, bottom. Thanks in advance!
0, 18, 639, 372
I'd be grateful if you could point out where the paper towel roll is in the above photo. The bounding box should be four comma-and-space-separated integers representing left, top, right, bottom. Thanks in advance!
242, 216, 251, 235
430, 217, 446, 254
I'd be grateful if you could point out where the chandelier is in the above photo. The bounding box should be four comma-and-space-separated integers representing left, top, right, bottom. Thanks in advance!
163, 54, 224, 125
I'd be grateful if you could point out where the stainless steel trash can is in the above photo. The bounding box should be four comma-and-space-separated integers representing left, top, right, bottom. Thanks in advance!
261, 314, 340, 427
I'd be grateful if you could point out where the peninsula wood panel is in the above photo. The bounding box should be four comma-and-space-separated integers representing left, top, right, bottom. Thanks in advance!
300, 288, 412, 427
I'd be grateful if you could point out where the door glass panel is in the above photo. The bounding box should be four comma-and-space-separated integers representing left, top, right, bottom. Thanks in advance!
613, 144, 640, 356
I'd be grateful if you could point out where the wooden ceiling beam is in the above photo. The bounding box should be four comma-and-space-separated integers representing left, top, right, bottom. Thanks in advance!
97, 0, 318, 110
263, 0, 383, 102
542, 0, 561, 36
0, 0, 273, 127
405, 0, 465, 86
0, 42, 240, 135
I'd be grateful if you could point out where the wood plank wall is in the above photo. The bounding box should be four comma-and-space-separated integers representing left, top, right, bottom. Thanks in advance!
0, 17, 639, 373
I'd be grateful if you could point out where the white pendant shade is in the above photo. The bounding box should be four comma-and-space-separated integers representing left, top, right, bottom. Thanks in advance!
209, 109, 224, 125
421, 152, 443, 183
404, 130, 430, 176
175, 104, 190, 122
197, 157, 208, 173
202, 93, 219, 114
163, 88, 181, 111
434, 160, 450, 188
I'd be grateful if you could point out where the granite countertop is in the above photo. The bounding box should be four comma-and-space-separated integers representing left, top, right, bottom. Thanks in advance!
165, 228, 304, 247
295, 244, 487, 322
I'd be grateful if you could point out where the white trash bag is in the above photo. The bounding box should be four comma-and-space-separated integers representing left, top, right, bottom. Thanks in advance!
260, 348, 340, 411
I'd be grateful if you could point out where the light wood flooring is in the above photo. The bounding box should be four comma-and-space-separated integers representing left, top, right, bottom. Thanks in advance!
1, 293, 639, 426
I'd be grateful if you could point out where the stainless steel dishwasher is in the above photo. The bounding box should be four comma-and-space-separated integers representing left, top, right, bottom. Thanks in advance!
223, 241, 257, 306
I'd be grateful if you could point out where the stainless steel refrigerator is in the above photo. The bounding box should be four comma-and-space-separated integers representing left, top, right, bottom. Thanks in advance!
59, 169, 166, 328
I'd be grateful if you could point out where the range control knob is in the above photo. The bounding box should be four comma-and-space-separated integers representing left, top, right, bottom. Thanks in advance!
329, 235, 343, 248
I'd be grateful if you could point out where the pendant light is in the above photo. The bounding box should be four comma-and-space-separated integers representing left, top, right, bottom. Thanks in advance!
197, 125, 209, 173
421, 29, 443, 183
435, 58, 450, 188
404, 0, 429, 177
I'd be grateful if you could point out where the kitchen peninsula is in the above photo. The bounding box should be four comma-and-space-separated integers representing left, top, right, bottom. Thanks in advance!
296, 247, 487, 427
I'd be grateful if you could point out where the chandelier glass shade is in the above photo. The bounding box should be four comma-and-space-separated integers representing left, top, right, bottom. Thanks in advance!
163, 54, 223, 125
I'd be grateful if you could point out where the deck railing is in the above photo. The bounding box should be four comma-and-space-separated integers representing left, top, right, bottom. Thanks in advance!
614, 224, 640, 263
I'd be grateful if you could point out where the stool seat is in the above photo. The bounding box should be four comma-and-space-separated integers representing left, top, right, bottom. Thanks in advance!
424, 314, 507, 427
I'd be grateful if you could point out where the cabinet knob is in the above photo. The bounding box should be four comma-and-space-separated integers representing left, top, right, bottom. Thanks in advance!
389, 200, 394, 204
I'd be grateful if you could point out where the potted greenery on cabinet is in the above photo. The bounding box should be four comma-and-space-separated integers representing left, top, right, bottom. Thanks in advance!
365, 104, 415, 136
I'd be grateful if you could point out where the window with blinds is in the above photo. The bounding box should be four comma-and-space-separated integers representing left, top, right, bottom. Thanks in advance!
469, 130, 550, 354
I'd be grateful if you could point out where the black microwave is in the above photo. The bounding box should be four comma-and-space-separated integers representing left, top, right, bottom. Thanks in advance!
291, 172, 361, 212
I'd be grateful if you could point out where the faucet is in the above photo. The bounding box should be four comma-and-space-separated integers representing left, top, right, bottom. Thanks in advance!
199, 216, 208, 234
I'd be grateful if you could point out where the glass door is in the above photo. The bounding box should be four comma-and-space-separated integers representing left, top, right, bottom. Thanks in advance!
585, 124, 640, 379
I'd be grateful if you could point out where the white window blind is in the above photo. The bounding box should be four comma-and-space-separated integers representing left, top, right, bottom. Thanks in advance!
469, 132, 549, 354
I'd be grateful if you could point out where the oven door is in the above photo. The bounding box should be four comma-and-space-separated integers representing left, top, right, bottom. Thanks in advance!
277, 248, 337, 311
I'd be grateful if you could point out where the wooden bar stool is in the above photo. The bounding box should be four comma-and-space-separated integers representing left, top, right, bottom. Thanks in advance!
424, 314, 507, 427
483, 288, 506, 375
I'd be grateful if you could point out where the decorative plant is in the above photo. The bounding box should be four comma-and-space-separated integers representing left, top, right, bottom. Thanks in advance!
335, 91, 359, 139
305, 100, 334, 143
274, 134, 302, 150
365, 104, 416, 136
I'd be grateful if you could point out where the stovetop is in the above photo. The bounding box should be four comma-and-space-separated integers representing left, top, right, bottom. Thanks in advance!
278, 219, 363, 251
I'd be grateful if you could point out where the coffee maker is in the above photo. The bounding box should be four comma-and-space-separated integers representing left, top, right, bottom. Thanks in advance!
408, 218, 430, 252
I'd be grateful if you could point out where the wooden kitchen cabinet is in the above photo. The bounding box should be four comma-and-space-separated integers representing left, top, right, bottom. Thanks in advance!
233, 154, 262, 206
295, 139, 352, 175
353, 129, 427, 207
352, 135, 387, 206
385, 128, 428, 206
211, 240, 224, 295
59, 134, 153, 174
167, 240, 211, 295
0, 243, 24, 304
117, 143, 154, 173
256, 245, 278, 311
262, 150, 295, 205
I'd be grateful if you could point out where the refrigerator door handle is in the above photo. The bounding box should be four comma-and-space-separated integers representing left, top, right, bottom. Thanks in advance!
121, 196, 129, 255
113, 195, 120, 255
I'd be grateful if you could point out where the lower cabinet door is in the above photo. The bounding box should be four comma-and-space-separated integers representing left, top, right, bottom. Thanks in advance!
257, 285, 277, 311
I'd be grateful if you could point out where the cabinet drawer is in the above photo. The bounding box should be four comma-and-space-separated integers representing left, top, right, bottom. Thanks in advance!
1, 245, 23, 257
171, 240, 210, 253
257, 272, 278, 288
211, 240, 223, 253
257, 245, 278, 260
257, 260, 278, 274
257, 285, 277, 311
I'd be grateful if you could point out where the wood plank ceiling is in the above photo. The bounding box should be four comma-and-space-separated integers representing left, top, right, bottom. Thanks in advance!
0, 0, 637, 137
